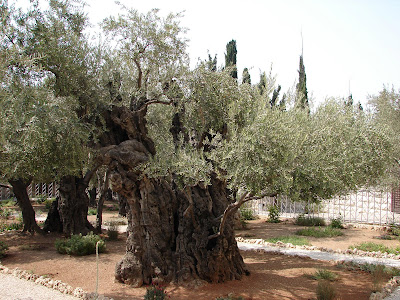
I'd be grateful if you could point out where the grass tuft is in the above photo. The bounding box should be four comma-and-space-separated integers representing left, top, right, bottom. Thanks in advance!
296, 227, 344, 238
295, 214, 326, 226
266, 235, 310, 246
349, 242, 400, 255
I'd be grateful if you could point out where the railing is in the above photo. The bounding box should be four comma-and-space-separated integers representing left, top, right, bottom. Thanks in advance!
247, 189, 400, 226
0, 182, 59, 201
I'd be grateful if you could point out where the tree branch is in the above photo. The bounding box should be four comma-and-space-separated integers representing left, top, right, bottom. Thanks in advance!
208, 192, 252, 240
83, 163, 102, 187
133, 58, 142, 90
0, 183, 12, 189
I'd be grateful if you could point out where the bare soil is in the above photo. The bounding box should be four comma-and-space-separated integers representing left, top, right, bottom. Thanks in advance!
1, 211, 399, 300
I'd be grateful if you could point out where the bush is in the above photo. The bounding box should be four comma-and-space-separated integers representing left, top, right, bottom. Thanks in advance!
88, 208, 97, 216
330, 216, 344, 229
44, 198, 56, 210
107, 221, 120, 240
316, 280, 337, 300
36, 195, 47, 204
295, 214, 326, 226
55, 232, 106, 256
239, 207, 256, 221
296, 227, 343, 238
144, 284, 168, 300
0, 241, 8, 258
267, 205, 280, 223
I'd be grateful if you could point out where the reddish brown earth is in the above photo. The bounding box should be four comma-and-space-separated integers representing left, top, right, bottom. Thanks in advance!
0, 213, 398, 300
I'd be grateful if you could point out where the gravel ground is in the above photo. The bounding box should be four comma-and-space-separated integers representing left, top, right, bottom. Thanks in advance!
0, 273, 79, 300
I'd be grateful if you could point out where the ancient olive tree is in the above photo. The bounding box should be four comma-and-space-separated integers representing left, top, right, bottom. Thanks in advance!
369, 87, 400, 185
0, 1, 91, 234
1, 0, 393, 287
8, 0, 112, 235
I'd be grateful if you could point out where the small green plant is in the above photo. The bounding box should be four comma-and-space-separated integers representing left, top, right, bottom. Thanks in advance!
295, 214, 326, 226
19, 244, 45, 251
309, 269, 338, 281
267, 205, 280, 223
216, 294, 244, 300
36, 195, 47, 204
239, 207, 256, 221
88, 208, 97, 216
1, 198, 16, 207
0, 241, 9, 258
372, 264, 387, 292
44, 198, 55, 210
296, 227, 343, 238
55, 232, 106, 256
266, 235, 310, 246
0, 221, 23, 232
0, 208, 12, 219
144, 284, 168, 300
349, 242, 400, 255
316, 280, 337, 300
107, 222, 119, 241
329, 216, 344, 229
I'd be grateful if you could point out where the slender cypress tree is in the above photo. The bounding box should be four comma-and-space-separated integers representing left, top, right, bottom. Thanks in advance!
225, 40, 237, 79
242, 68, 251, 84
206, 53, 217, 72
295, 54, 309, 111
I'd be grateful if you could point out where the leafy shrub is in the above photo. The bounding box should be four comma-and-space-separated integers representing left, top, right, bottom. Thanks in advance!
329, 216, 344, 229
88, 208, 97, 216
316, 280, 337, 300
144, 284, 168, 300
372, 264, 387, 292
36, 195, 47, 204
267, 205, 280, 223
239, 207, 256, 221
266, 235, 310, 246
296, 227, 343, 238
107, 221, 120, 240
349, 242, 400, 255
0, 241, 9, 258
44, 198, 56, 210
295, 214, 326, 226
55, 232, 106, 256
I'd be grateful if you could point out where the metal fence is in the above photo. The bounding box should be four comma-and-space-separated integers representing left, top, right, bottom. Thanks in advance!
2, 182, 400, 225
247, 189, 400, 226
0, 182, 59, 201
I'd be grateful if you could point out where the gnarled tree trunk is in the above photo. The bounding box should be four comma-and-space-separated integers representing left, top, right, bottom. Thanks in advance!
99, 105, 248, 287
9, 179, 44, 235
57, 175, 95, 235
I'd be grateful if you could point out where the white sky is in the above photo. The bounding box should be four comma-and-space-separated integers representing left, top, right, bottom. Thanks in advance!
16, 0, 400, 107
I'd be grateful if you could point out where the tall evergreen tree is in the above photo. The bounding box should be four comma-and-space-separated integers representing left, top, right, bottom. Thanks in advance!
206, 53, 217, 72
258, 71, 267, 95
295, 54, 309, 111
242, 68, 251, 84
225, 39, 237, 79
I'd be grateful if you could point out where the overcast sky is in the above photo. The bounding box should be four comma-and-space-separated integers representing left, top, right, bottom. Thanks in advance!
16, 0, 400, 107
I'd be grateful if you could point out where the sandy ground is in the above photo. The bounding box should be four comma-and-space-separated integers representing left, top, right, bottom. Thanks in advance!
2, 214, 398, 299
